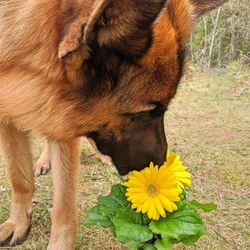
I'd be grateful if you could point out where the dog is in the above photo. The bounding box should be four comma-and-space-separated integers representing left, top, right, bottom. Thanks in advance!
0, 0, 227, 249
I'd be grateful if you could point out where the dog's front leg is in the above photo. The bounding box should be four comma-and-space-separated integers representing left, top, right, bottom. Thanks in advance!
47, 138, 81, 250
0, 124, 34, 246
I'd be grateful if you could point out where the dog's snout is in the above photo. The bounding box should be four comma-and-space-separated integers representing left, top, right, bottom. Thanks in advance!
89, 115, 167, 175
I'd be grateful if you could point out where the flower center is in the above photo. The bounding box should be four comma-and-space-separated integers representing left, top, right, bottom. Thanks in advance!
147, 184, 158, 196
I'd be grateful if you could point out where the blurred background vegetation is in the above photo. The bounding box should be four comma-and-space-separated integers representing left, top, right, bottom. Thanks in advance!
189, 0, 250, 68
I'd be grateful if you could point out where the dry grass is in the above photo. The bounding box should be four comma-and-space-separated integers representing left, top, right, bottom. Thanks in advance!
0, 63, 249, 249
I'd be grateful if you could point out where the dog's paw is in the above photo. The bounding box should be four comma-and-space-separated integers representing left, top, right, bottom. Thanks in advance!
0, 219, 31, 247
99, 154, 113, 167
34, 162, 51, 177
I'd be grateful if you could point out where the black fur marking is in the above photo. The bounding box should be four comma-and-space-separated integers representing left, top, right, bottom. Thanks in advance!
9, 224, 31, 247
81, 31, 153, 97
113, 30, 153, 62
82, 46, 121, 97
0, 232, 14, 247
0, 223, 31, 247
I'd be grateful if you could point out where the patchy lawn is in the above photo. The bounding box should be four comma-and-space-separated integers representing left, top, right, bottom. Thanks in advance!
0, 63, 249, 249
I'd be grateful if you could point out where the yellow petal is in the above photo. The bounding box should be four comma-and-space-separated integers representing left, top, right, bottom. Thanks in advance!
154, 196, 166, 218
160, 189, 181, 198
143, 166, 152, 181
125, 180, 146, 188
178, 182, 185, 189
158, 194, 174, 212
171, 202, 178, 211
130, 170, 141, 178
176, 172, 192, 178
123, 182, 130, 187
147, 205, 154, 219
141, 198, 151, 214
131, 200, 144, 208
131, 203, 138, 209
129, 193, 148, 204
136, 204, 143, 213
152, 165, 159, 182
178, 178, 192, 186
152, 203, 160, 220
126, 187, 145, 193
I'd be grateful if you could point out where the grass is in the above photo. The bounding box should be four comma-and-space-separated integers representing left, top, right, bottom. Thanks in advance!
0, 63, 250, 249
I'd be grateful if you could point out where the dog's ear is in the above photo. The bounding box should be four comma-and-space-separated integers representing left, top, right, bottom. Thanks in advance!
59, 0, 168, 60
58, 0, 109, 60
88, 0, 168, 57
191, 0, 227, 16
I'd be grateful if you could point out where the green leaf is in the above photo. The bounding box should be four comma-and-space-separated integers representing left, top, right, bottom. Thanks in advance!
127, 241, 143, 250
141, 213, 151, 226
85, 205, 113, 227
179, 190, 187, 200
181, 234, 205, 245
154, 237, 172, 250
85, 184, 130, 232
149, 201, 207, 246
144, 243, 157, 250
98, 184, 131, 217
190, 200, 217, 212
113, 209, 153, 244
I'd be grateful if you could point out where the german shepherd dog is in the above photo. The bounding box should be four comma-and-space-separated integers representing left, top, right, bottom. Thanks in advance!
0, 0, 226, 249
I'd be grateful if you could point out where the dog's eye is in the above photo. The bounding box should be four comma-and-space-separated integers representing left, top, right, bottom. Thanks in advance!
123, 103, 165, 118
148, 103, 165, 117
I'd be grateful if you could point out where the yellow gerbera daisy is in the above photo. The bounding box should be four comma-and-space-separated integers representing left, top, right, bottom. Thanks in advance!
124, 162, 182, 220
124, 151, 192, 220
163, 151, 192, 189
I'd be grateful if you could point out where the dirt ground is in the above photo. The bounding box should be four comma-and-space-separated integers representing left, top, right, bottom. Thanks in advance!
0, 63, 249, 249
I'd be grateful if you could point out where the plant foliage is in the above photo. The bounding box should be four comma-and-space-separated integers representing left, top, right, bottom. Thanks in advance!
86, 184, 217, 249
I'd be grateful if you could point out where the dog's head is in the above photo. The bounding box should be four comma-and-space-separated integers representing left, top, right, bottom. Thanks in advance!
59, 0, 226, 174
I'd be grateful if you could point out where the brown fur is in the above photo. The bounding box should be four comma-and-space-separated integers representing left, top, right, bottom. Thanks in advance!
0, 0, 227, 248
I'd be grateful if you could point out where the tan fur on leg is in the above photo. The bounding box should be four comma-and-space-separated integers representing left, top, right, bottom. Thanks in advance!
0, 124, 34, 246
34, 140, 51, 177
47, 138, 81, 250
